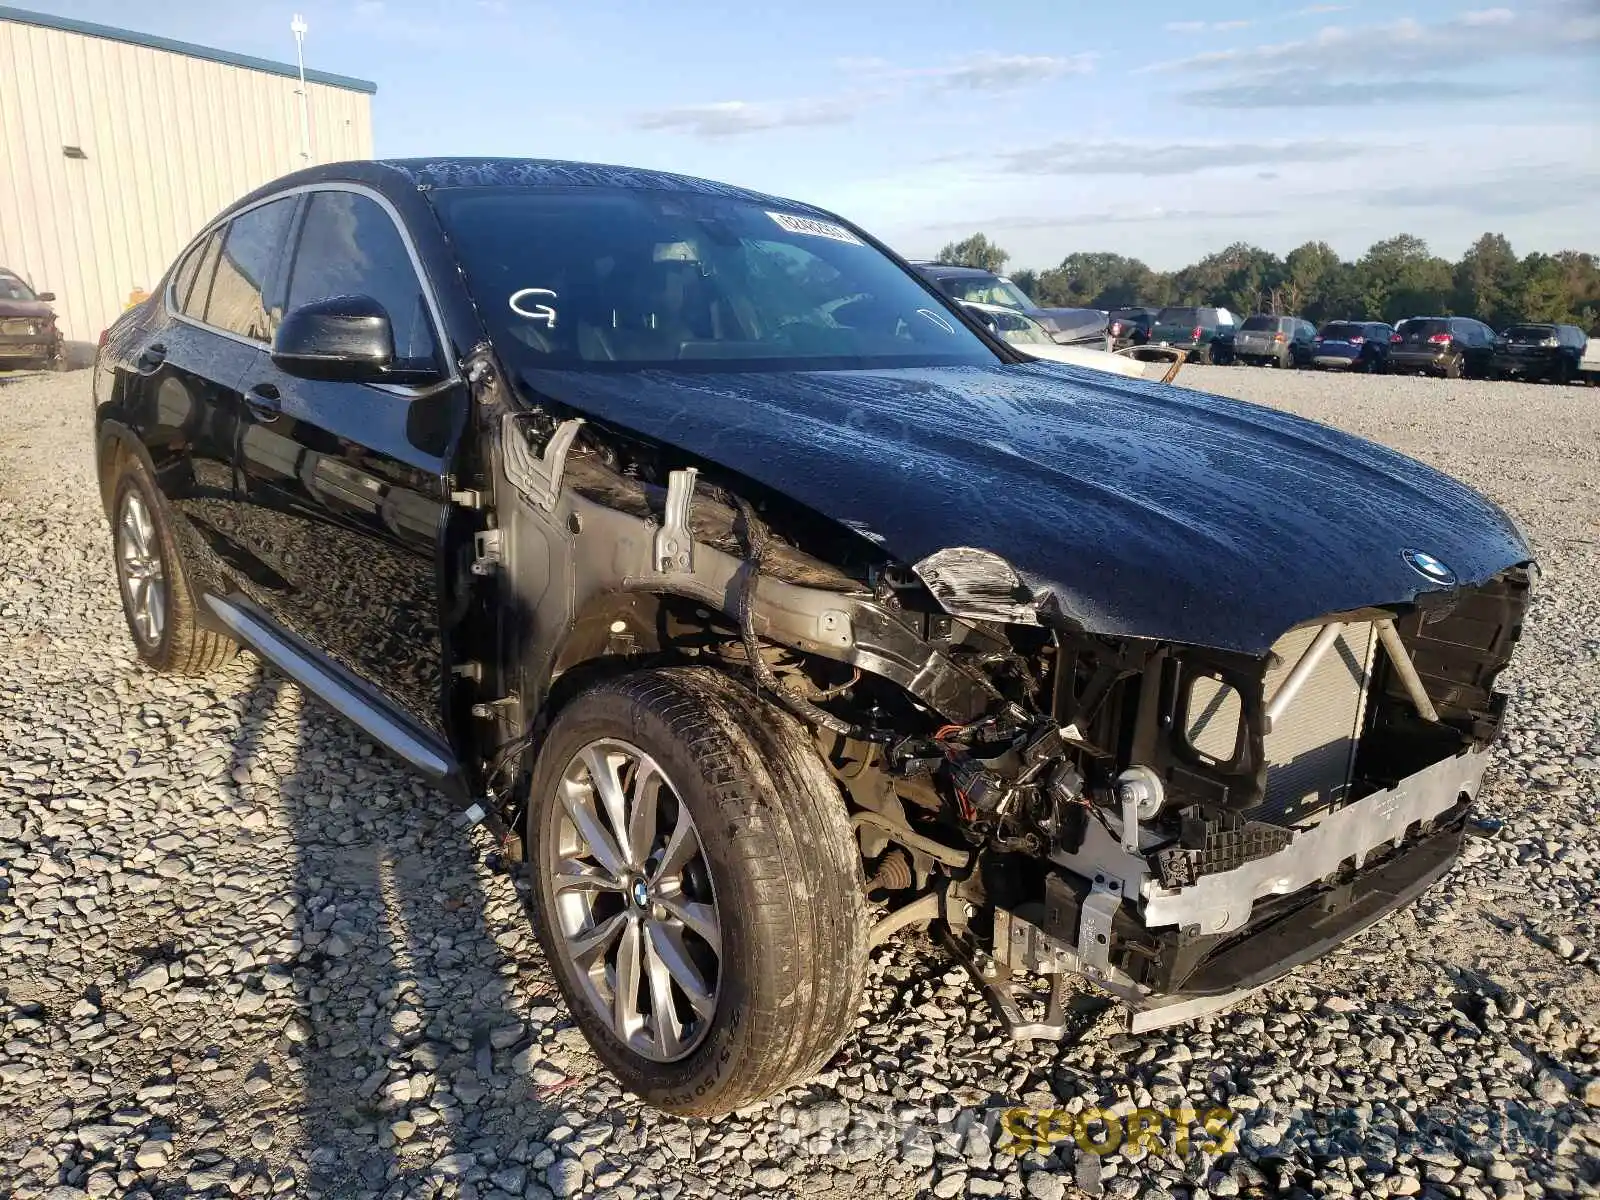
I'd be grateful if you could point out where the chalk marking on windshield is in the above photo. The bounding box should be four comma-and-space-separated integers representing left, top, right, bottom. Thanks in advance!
510, 288, 559, 327
916, 308, 956, 335
766, 211, 864, 246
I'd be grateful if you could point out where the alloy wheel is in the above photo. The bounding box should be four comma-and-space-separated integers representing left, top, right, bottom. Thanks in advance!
546, 739, 722, 1062
117, 490, 166, 647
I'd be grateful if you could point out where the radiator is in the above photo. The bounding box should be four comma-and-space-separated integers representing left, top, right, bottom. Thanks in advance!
1186, 621, 1376, 827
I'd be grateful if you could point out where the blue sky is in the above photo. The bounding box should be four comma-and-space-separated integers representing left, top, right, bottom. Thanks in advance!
30, 0, 1600, 270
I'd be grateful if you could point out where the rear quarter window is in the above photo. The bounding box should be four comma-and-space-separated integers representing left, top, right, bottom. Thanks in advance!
179, 232, 224, 320
204, 197, 296, 342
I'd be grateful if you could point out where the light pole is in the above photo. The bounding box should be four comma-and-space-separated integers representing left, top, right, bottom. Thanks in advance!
290, 14, 311, 164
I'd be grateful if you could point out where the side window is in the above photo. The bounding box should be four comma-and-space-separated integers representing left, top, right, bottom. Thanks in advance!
286, 191, 438, 363
170, 235, 208, 312
204, 197, 296, 341
176, 230, 223, 318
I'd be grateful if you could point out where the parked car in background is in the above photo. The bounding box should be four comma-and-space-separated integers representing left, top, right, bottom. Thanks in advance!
1109, 306, 1159, 348
1491, 323, 1587, 383
1233, 314, 1317, 369
912, 263, 1107, 345
0, 269, 64, 370
1581, 336, 1600, 385
1310, 321, 1395, 372
1149, 304, 1236, 364
959, 301, 1162, 381
93, 156, 1533, 1117
1388, 316, 1496, 378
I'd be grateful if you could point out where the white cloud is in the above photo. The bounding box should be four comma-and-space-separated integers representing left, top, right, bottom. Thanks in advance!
845, 52, 1095, 91
1183, 77, 1523, 107
922, 53, 1094, 91
636, 50, 1090, 139
995, 138, 1370, 177
1164, 19, 1253, 32
1147, 2, 1598, 75
633, 96, 868, 138
926, 205, 1274, 231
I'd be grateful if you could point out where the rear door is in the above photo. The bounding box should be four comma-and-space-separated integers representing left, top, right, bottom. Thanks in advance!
126, 198, 296, 598
232, 186, 462, 735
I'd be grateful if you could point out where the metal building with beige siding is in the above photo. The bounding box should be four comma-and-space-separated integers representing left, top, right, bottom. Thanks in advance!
0, 5, 375, 352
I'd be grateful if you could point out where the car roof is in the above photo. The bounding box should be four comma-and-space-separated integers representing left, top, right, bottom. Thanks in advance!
226, 156, 837, 222
911, 263, 1002, 278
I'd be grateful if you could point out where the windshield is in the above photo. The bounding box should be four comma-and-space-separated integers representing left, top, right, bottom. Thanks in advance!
1397, 319, 1451, 338
1240, 315, 1284, 332
1155, 307, 1203, 326
0, 276, 37, 302
1318, 322, 1365, 339
430, 189, 994, 371
940, 275, 1035, 311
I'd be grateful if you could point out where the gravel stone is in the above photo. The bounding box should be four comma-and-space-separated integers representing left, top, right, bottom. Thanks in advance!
545, 1159, 585, 1198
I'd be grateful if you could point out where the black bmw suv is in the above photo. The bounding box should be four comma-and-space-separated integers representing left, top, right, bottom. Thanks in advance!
94, 158, 1531, 1117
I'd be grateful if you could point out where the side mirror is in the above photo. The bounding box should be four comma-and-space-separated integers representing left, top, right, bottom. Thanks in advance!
37, 292, 55, 302
272, 294, 440, 384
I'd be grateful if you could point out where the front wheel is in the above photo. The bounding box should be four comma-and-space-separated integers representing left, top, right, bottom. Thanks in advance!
525, 668, 867, 1116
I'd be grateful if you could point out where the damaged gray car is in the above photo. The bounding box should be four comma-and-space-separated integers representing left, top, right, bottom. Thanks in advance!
94, 158, 1533, 1116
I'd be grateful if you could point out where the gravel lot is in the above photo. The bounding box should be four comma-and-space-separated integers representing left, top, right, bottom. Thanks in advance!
2, 364, 1597, 1200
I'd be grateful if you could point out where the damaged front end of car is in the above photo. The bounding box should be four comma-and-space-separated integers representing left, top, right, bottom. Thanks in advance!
474, 384, 1534, 1038
816, 542, 1529, 1037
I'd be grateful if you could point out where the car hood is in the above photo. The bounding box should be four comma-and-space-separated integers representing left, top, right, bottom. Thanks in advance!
1028, 308, 1106, 343
0, 299, 53, 319
518, 361, 1530, 655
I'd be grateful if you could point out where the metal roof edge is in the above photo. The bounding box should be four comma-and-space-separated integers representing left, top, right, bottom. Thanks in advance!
0, 5, 378, 94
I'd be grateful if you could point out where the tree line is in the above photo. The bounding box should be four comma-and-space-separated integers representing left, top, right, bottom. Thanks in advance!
935, 232, 1600, 333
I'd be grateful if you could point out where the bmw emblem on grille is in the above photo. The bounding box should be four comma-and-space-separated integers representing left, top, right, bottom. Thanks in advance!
1402, 548, 1457, 586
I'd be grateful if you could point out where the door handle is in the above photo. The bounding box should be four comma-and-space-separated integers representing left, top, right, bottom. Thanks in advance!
136, 342, 166, 372
245, 382, 281, 423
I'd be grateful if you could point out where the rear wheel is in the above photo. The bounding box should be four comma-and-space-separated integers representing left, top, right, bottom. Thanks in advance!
111, 467, 236, 674
525, 667, 867, 1115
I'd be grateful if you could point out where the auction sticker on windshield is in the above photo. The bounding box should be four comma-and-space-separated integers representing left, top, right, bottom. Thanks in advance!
767, 211, 864, 245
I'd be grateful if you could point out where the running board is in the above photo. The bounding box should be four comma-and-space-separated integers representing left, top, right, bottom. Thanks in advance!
205, 594, 461, 789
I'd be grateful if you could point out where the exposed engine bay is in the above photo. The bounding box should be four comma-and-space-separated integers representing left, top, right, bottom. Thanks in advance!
466, 388, 1534, 1038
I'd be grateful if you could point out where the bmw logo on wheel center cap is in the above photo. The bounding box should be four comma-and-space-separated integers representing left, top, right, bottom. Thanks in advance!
1402, 548, 1457, 586
631, 878, 651, 909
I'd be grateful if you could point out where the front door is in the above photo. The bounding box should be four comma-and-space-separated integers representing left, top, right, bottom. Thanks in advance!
232, 187, 464, 736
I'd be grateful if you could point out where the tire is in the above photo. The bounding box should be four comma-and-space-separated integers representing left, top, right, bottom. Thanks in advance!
1444, 355, 1463, 380
1191, 345, 1212, 366
110, 465, 236, 674
1277, 349, 1292, 370
524, 667, 867, 1116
